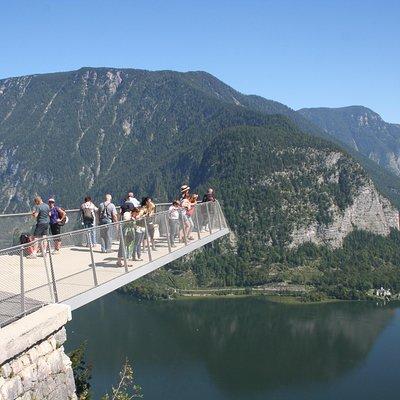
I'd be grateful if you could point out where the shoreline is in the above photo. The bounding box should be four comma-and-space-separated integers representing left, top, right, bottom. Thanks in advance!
121, 280, 400, 305
173, 292, 341, 305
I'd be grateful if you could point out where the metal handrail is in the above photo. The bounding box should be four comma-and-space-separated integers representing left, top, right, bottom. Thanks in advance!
0, 202, 180, 219
0, 208, 171, 254
0, 201, 207, 251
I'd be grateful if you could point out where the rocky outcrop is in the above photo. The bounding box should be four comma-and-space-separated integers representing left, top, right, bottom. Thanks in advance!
290, 182, 399, 248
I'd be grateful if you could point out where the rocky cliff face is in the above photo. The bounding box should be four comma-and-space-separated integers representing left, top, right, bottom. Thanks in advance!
290, 181, 399, 249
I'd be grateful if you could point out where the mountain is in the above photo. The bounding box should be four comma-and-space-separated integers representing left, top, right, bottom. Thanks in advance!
193, 125, 397, 249
1, 67, 399, 299
298, 106, 400, 177
0, 68, 269, 211
2, 68, 400, 214
0, 68, 323, 212
171, 79, 400, 211
181, 71, 324, 137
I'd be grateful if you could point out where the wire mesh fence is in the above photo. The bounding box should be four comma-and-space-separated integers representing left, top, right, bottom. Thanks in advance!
0, 201, 227, 327
0, 203, 174, 249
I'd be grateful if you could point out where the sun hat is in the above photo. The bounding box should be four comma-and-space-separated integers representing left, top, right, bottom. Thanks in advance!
48, 198, 55, 203
181, 185, 190, 193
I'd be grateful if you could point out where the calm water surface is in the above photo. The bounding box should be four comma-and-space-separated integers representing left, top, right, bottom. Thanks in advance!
66, 294, 400, 399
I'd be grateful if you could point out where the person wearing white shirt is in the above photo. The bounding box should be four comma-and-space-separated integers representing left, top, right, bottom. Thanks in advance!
168, 200, 180, 247
127, 191, 141, 208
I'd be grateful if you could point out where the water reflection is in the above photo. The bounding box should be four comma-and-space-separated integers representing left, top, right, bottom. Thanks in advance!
67, 294, 394, 399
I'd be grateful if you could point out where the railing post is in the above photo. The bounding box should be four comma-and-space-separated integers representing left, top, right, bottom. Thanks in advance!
46, 238, 59, 303
217, 201, 226, 229
144, 218, 153, 262
40, 240, 55, 302
87, 231, 98, 285
216, 202, 222, 231
163, 213, 172, 253
206, 202, 212, 235
180, 211, 188, 245
19, 249, 25, 314
194, 205, 201, 240
118, 222, 129, 272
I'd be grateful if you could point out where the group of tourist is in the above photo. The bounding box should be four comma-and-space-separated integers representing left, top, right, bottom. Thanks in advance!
26, 186, 216, 265
27, 196, 66, 258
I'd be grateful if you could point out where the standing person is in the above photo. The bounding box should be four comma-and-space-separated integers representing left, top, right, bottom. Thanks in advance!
48, 198, 66, 255
98, 194, 118, 253
80, 196, 98, 246
180, 186, 194, 241
168, 200, 180, 247
121, 195, 134, 219
141, 197, 157, 251
126, 192, 141, 208
201, 187, 216, 231
27, 196, 50, 259
132, 207, 145, 261
187, 194, 199, 235
116, 209, 135, 267
202, 187, 216, 203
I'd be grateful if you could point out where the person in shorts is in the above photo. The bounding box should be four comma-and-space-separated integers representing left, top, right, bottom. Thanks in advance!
28, 196, 50, 258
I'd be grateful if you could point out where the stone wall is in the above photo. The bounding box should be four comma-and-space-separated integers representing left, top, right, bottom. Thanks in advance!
0, 304, 76, 400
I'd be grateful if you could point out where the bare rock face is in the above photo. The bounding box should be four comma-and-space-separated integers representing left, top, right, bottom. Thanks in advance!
290, 182, 399, 248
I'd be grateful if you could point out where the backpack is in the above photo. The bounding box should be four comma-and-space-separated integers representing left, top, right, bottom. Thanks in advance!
20, 233, 34, 256
82, 205, 94, 223
57, 207, 69, 226
100, 203, 112, 223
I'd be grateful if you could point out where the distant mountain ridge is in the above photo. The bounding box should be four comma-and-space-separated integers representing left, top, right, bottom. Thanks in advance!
298, 106, 400, 177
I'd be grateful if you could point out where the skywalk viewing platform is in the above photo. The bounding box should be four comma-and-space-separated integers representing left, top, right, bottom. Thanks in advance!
0, 201, 229, 328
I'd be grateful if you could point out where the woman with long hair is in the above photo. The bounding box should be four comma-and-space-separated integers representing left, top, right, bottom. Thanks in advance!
141, 197, 157, 251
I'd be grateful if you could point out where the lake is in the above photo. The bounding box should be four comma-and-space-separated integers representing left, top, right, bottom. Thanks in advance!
66, 293, 400, 399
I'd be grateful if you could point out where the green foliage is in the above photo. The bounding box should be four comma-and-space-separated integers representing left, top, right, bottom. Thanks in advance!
101, 359, 142, 400
68, 342, 92, 400
119, 283, 170, 301
69, 344, 142, 399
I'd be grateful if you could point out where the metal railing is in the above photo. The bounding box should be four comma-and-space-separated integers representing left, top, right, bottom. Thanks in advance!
0, 202, 173, 249
0, 201, 228, 328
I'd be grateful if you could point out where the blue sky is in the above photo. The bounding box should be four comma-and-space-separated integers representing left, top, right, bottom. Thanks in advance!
1, 0, 399, 122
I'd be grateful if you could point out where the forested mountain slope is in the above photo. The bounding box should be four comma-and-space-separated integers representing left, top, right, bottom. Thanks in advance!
0, 68, 270, 211
130, 125, 400, 299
